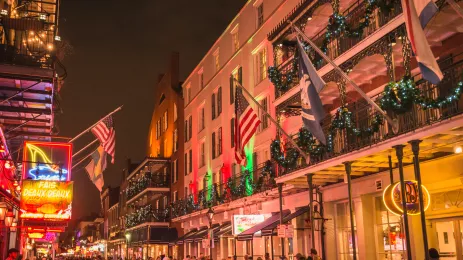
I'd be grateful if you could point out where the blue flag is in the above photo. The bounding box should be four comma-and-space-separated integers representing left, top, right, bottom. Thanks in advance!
297, 38, 327, 145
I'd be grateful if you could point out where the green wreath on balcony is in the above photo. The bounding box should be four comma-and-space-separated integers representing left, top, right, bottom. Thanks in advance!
271, 108, 384, 169
379, 77, 463, 114
268, 58, 299, 92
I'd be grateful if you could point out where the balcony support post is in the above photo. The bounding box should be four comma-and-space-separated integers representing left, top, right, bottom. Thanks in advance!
409, 140, 430, 260
278, 183, 285, 259
344, 162, 357, 260
384, 43, 395, 81
394, 145, 413, 260
307, 174, 315, 249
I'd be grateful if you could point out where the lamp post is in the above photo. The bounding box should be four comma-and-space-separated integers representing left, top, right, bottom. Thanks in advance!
125, 233, 131, 260
207, 207, 214, 260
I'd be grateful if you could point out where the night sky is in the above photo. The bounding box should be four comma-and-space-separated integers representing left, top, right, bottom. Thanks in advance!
58, 0, 247, 221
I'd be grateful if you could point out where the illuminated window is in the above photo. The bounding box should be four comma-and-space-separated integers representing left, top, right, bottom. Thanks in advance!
375, 197, 406, 258
255, 47, 267, 83
199, 106, 205, 132
172, 160, 177, 184
199, 71, 204, 90
173, 191, 178, 202
335, 202, 359, 259
173, 128, 178, 152
257, 3, 264, 27
231, 27, 239, 52
230, 67, 242, 104
174, 103, 178, 122
214, 50, 220, 72
163, 110, 168, 132
199, 142, 205, 168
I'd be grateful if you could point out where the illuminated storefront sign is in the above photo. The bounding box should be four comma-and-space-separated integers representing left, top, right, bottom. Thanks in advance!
383, 180, 431, 216
28, 232, 45, 239
23, 141, 73, 181
232, 215, 265, 235
20, 180, 73, 220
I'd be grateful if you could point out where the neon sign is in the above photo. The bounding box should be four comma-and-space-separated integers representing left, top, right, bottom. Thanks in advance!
28, 233, 45, 239
383, 180, 431, 216
23, 142, 72, 181
20, 180, 73, 220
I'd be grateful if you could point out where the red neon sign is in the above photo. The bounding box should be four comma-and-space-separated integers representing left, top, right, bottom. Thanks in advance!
22, 141, 73, 181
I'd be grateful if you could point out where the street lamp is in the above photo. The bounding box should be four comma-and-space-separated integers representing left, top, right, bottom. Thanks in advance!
125, 233, 131, 260
207, 207, 214, 260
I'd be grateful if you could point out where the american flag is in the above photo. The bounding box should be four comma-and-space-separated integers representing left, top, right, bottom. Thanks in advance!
234, 87, 261, 166
91, 116, 116, 163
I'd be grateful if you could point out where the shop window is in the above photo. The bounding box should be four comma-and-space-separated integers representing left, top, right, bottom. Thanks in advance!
374, 197, 406, 259
335, 202, 359, 259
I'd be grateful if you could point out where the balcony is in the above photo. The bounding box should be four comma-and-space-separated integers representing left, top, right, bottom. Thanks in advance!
273, 0, 403, 99
275, 55, 463, 181
126, 171, 170, 202
171, 162, 280, 219
125, 204, 169, 229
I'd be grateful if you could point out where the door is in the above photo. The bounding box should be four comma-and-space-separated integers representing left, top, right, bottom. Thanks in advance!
433, 219, 463, 260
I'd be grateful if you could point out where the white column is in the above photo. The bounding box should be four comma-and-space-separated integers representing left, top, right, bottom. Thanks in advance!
322, 202, 336, 260
354, 196, 376, 260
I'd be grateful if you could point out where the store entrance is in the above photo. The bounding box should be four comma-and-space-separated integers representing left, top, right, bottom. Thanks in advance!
432, 219, 463, 259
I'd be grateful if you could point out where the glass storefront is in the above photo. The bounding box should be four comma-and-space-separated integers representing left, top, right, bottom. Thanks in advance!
336, 202, 358, 260
375, 197, 406, 260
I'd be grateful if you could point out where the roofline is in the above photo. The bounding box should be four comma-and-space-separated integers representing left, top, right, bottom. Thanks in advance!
181, 0, 252, 85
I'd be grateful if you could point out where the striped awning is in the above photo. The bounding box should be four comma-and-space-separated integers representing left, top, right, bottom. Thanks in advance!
172, 228, 197, 245
261, 206, 309, 236
191, 224, 220, 242
236, 210, 290, 241
184, 227, 208, 243
214, 222, 232, 238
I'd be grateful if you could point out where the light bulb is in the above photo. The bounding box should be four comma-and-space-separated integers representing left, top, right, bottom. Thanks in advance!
455, 146, 463, 154
5, 161, 12, 169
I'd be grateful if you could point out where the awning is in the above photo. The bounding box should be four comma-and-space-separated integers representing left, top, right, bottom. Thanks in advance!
172, 228, 197, 245
191, 224, 220, 242
261, 206, 309, 236
214, 222, 232, 238
184, 227, 208, 243
236, 210, 291, 241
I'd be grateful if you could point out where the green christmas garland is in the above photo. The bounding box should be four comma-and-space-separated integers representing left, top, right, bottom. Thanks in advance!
268, 57, 299, 92
380, 77, 463, 113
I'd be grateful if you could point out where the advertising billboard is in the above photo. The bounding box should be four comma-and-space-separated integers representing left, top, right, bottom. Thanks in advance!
232, 215, 265, 235
20, 180, 73, 220
22, 142, 73, 181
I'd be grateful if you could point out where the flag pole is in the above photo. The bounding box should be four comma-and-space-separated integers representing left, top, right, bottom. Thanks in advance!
72, 150, 95, 170
290, 23, 399, 134
233, 79, 311, 163
446, 0, 463, 19
68, 105, 123, 143
72, 139, 99, 158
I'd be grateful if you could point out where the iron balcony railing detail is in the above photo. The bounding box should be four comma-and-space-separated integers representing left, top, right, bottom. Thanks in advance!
274, 0, 403, 98
126, 170, 170, 200
278, 57, 463, 175
171, 162, 277, 218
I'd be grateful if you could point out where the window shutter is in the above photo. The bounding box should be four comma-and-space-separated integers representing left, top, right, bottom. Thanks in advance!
176, 160, 179, 182
184, 153, 188, 175
184, 120, 188, 142
238, 67, 243, 84
189, 150, 193, 173
212, 93, 216, 119
218, 87, 222, 115
188, 116, 192, 140
230, 75, 234, 104
218, 127, 222, 155
231, 118, 235, 148
172, 162, 175, 184
212, 132, 216, 158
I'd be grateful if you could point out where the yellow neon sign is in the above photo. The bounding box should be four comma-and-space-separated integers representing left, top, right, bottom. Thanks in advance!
382, 180, 430, 216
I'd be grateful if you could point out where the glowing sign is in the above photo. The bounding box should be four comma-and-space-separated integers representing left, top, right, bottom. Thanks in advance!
28, 233, 45, 239
23, 142, 73, 181
20, 180, 73, 220
383, 180, 431, 216
232, 215, 265, 235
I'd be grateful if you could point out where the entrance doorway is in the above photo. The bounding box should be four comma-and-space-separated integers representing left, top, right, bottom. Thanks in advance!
433, 219, 463, 259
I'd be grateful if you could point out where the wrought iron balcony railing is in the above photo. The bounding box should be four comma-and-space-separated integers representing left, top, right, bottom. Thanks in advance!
125, 205, 169, 228
126, 172, 170, 200
274, 0, 403, 98
277, 56, 463, 175
171, 162, 277, 218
